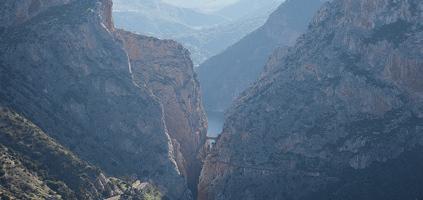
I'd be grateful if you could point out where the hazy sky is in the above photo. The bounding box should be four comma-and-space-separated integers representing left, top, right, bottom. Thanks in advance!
162, 0, 240, 12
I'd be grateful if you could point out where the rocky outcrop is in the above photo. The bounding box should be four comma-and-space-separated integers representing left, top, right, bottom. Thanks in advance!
0, 107, 161, 200
117, 30, 208, 198
199, 0, 423, 199
0, 0, 205, 199
197, 0, 326, 112
99, 0, 114, 31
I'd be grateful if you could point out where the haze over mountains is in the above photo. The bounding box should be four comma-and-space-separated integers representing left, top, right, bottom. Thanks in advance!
1, 0, 423, 200
162, 0, 239, 12
198, 0, 327, 113
113, 0, 283, 65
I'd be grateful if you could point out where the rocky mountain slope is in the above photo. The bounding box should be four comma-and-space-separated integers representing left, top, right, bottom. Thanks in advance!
0, 107, 161, 200
0, 0, 206, 199
198, 0, 326, 112
199, 0, 423, 199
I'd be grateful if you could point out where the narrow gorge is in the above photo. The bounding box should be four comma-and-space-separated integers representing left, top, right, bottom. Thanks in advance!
1, 0, 423, 200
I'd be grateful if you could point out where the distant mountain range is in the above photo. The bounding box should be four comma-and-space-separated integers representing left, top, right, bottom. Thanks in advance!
113, 0, 283, 65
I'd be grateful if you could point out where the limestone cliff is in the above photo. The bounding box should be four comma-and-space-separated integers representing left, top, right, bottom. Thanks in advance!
0, 0, 206, 199
199, 0, 423, 199
117, 30, 208, 197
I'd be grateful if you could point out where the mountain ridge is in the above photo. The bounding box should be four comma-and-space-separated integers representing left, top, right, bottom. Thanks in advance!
199, 0, 423, 199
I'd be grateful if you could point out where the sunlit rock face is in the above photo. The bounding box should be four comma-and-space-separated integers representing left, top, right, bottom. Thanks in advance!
0, 0, 207, 199
199, 0, 423, 199
197, 0, 327, 112
117, 30, 208, 197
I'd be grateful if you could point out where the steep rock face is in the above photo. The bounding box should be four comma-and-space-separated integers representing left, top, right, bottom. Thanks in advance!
0, 0, 197, 199
0, 107, 161, 200
199, 0, 423, 199
117, 30, 208, 197
98, 0, 114, 31
197, 0, 326, 112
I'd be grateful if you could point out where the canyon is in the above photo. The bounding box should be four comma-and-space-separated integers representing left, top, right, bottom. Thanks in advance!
1, 0, 423, 199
